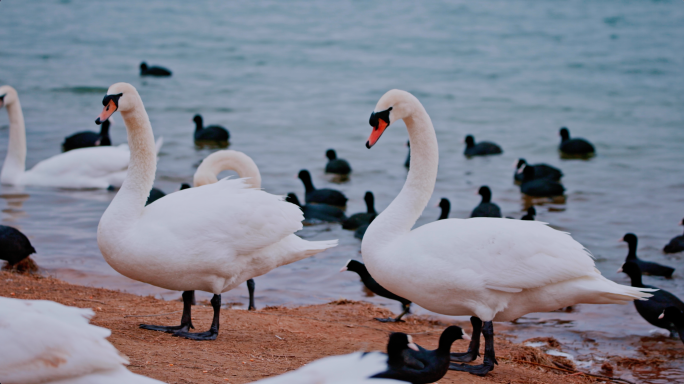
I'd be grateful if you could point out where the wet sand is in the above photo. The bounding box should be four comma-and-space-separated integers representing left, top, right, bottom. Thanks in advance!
3, 270, 662, 384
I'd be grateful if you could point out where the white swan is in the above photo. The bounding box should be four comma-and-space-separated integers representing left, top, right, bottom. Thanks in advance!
0, 297, 165, 384
361, 89, 653, 375
0, 85, 161, 189
95, 83, 337, 340
250, 352, 403, 384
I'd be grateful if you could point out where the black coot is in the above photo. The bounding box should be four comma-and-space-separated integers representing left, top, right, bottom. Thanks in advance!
0, 225, 37, 272
464, 135, 502, 157
619, 261, 684, 337
559, 127, 595, 157
193, 114, 230, 143
521, 207, 536, 220
325, 149, 352, 176
514, 159, 562, 182
520, 166, 565, 197
470, 186, 502, 218
342, 192, 376, 230
140, 62, 172, 77
286, 193, 346, 223
659, 307, 684, 344
341, 259, 411, 322
437, 198, 450, 220
374, 327, 468, 383
62, 120, 112, 152
663, 218, 684, 254
622, 233, 674, 278
298, 170, 347, 207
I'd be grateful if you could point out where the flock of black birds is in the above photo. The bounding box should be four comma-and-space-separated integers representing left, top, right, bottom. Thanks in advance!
2, 62, 684, 383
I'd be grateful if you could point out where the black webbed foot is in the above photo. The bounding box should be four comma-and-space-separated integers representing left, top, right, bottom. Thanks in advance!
173, 327, 218, 341
374, 317, 404, 323
139, 323, 193, 333
449, 361, 494, 376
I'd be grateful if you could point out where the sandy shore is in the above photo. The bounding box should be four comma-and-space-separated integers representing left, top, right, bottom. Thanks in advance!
2, 270, 639, 384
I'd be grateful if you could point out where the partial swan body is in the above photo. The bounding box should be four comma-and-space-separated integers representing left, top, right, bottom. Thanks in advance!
0, 297, 165, 384
361, 89, 652, 375
0, 85, 161, 189
95, 83, 336, 340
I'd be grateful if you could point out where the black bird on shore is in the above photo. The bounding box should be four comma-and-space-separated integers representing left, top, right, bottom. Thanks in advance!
559, 127, 595, 157
325, 149, 352, 176
193, 114, 229, 144
659, 307, 684, 345
140, 62, 172, 77
373, 327, 469, 384
619, 261, 684, 337
622, 233, 674, 278
341, 259, 411, 322
663, 218, 684, 254
520, 166, 565, 197
298, 169, 347, 207
514, 159, 562, 182
0, 225, 37, 272
62, 119, 111, 152
520, 207, 536, 221
463, 135, 502, 157
342, 192, 376, 230
286, 193, 347, 224
470, 186, 502, 218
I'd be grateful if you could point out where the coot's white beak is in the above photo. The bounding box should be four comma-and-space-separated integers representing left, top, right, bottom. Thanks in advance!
339, 266, 348, 272
617, 267, 623, 273
463, 332, 472, 341
659, 312, 665, 319
407, 335, 419, 351
516, 164, 526, 174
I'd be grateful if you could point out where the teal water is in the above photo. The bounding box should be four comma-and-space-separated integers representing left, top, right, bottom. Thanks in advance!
1, 1, 683, 381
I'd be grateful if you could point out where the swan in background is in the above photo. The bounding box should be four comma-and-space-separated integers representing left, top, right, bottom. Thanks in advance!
361, 89, 653, 376
0, 85, 162, 189
95, 83, 336, 340
0, 297, 165, 384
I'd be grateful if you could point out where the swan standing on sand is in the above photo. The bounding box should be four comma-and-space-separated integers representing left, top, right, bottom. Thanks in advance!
0, 297, 165, 384
361, 89, 653, 375
0, 85, 161, 189
95, 83, 336, 340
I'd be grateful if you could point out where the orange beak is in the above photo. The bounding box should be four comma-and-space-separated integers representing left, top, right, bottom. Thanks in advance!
96, 99, 117, 125
366, 119, 388, 149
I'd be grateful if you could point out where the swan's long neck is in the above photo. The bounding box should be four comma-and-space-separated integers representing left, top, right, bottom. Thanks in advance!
362, 103, 438, 255
101, 93, 156, 232
1, 98, 26, 184
193, 150, 261, 188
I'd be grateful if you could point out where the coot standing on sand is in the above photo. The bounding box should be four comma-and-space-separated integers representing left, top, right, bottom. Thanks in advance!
470, 186, 502, 218
374, 328, 469, 384
325, 149, 352, 176
341, 260, 412, 322
619, 261, 683, 337
514, 159, 562, 182
298, 169, 347, 207
286, 193, 347, 224
559, 127, 595, 157
622, 233, 675, 278
520, 166, 565, 197
520, 206, 536, 221
663, 218, 684, 254
139, 62, 172, 77
0, 225, 37, 272
62, 120, 112, 152
463, 135, 502, 157
659, 307, 684, 344
193, 114, 230, 144
342, 191, 376, 229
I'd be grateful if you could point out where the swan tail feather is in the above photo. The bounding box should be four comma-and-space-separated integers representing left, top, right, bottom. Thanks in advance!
593, 278, 655, 304
300, 239, 338, 258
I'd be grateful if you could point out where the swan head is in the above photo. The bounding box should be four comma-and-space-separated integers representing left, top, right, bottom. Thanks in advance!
95, 83, 139, 125
366, 89, 420, 148
0, 85, 18, 109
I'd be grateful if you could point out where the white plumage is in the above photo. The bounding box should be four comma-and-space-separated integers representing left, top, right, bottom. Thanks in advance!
0, 85, 162, 190
250, 352, 402, 384
0, 297, 164, 384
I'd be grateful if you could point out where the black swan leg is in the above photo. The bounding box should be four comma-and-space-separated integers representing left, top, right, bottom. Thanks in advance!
375, 302, 410, 323
450, 316, 482, 362
173, 294, 221, 341
140, 290, 195, 333
247, 279, 256, 311
449, 320, 497, 376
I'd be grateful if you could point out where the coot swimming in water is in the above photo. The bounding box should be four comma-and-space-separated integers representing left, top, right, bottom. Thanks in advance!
286, 192, 347, 224
464, 135, 502, 157
342, 191, 376, 229
193, 114, 229, 144
520, 166, 565, 197
325, 149, 352, 176
514, 158, 562, 182
470, 186, 502, 218
663, 218, 684, 254
559, 127, 595, 157
139, 62, 172, 77
622, 233, 674, 278
298, 169, 347, 207
62, 119, 111, 152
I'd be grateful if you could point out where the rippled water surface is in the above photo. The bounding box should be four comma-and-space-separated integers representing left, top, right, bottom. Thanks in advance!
1, 1, 684, 381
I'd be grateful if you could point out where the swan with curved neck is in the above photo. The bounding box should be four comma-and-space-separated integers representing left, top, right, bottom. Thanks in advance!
361, 89, 653, 376
95, 83, 336, 340
0, 85, 150, 189
194, 150, 261, 189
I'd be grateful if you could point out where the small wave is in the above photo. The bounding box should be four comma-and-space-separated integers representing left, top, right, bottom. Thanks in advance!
52, 86, 109, 94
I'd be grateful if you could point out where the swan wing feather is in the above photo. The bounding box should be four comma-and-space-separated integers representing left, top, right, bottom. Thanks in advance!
250, 352, 388, 383
28, 146, 130, 179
